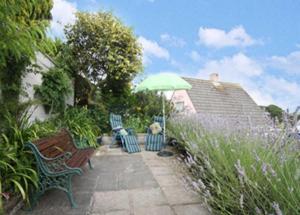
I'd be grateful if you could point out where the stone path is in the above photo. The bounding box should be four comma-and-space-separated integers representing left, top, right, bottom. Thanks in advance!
19, 146, 209, 215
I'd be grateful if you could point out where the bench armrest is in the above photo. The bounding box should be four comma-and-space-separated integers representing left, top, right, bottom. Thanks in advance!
45, 152, 72, 162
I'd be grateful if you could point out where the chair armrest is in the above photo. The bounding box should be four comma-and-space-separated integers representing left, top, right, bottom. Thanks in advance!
112, 127, 122, 132
146, 127, 152, 134
126, 128, 135, 136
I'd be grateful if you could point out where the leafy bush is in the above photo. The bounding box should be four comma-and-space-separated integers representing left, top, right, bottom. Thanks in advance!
87, 103, 110, 133
56, 107, 100, 147
29, 120, 58, 139
34, 67, 72, 114
168, 115, 300, 214
129, 91, 173, 119
124, 116, 151, 133
0, 113, 39, 213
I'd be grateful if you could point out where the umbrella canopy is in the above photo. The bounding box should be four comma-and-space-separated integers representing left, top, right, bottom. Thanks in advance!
135, 73, 192, 92
135, 73, 192, 156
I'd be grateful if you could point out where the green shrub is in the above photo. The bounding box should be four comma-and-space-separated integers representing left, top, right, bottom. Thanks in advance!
168, 115, 300, 214
88, 103, 110, 133
124, 116, 151, 133
56, 107, 100, 147
129, 91, 173, 119
0, 113, 39, 212
29, 120, 58, 139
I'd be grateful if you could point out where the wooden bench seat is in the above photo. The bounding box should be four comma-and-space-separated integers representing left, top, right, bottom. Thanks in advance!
25, 129, 96, 209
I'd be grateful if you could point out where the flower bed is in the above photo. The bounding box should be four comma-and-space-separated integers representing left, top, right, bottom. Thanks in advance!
168, 114, 300, 214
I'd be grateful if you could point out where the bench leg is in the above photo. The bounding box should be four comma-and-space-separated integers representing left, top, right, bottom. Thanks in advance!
66, 176, 78, 208
88, 159, 93, 169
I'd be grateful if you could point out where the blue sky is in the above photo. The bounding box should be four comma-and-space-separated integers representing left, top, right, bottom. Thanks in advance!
50, 0, 300, 111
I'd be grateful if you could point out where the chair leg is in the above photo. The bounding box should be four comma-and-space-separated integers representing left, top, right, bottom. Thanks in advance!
88, 159, 93, 169
110, 135, 115, 148
110, 134, 119, 148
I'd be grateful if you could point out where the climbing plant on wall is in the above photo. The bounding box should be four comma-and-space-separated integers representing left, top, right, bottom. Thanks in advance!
34, 68, 72, 115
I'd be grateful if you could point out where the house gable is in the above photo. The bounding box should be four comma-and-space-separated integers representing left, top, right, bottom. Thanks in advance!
172, 77, 266, 126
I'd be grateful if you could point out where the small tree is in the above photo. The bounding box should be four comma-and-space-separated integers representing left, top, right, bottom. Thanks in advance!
265, 104, 283, 122
65, 11, 143, 103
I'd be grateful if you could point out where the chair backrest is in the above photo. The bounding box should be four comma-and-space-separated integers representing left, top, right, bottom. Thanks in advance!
110, 113, 123, 129
153, 116, 164, 128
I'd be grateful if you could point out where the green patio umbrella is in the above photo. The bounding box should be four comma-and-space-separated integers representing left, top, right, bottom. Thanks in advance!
135, 73, 192, 155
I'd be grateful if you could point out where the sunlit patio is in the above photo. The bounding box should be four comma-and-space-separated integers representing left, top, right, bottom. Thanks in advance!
18, 145, 209, 215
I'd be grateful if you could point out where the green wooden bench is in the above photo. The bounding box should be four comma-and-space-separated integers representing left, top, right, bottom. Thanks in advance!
25, 129, 95, 209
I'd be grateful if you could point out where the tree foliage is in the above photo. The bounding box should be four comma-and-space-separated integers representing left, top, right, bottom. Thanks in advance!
266, 104, 283, 122
65, 11, 143, 100
0, 0, 53, 117
0, 0, 53, 65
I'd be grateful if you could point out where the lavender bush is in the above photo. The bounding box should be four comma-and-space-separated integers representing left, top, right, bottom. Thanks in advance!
168, 112, 300, 214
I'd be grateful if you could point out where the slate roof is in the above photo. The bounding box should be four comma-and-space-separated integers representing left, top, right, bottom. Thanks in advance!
183, 77, 266, 126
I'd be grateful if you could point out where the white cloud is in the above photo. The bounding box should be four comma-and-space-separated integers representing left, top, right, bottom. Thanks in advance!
160, 33, 186, 47
189, 50, 202, 62
261, 77, 300, 110
264, 77, 300, 97
246, 89, 275, 107
50, 0, 77, 37
269, 51, 300, 75
138, 36, 170, 64
198, 53, 300, 110
198, 26, 259, 48
199, 53, 263, 78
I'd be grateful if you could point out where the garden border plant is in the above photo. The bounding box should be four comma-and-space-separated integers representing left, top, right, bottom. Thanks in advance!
168, 114, 300, 215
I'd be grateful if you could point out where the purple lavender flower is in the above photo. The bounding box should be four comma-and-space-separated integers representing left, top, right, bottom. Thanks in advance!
262, 163, 268, 176
272, 202, 282, 215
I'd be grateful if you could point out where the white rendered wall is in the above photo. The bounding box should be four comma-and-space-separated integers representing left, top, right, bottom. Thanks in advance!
21, 52, 74, 122
171, 90, 197, 114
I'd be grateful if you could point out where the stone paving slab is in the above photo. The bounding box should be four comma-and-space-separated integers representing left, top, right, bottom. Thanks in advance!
173, 204, 209, 215
91, 190, 130, 214
161, 186, 202, 205
130, 188, 168, 208
18, 145, 209, 215
134, 205, 174, 215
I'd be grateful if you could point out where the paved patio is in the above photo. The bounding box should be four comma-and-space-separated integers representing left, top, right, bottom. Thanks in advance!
19, 145, 209, 215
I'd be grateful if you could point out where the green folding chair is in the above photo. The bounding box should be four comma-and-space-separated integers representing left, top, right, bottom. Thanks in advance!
121, 135, 141, 153
109, 113, 140, 153
145, 116, 164, 151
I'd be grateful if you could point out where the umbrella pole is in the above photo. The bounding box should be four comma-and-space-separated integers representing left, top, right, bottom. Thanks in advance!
162, 93, 166, 145
157, 92, 173, 157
